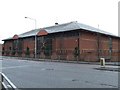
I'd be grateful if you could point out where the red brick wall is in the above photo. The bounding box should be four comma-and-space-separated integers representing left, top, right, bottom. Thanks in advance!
3, 37, 35, 58
3, 30, 119, 62
112, 37, 119, 61
0, 44, 2, 56
63, 37, 78, 60
80, 31, 98, 61
3, 40, 13, 56
51, 34, 79, 60
37, 29, 48, 36
22, 37, 35, 57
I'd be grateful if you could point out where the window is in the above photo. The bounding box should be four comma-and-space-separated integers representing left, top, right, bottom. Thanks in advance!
2, 47, 4, 51
37, 36, 53, 56
9, 47, 11, 50
44, 37, 52, 56
109, 38, 112, 52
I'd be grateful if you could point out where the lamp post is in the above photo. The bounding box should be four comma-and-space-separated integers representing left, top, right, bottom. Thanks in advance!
25, 17, 37, 58
77, 32, 80, 62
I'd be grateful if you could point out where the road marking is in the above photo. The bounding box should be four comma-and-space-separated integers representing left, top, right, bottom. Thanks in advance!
0, 65, 32, 69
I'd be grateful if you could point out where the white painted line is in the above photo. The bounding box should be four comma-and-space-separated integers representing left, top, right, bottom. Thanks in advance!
1, 65, 32, 69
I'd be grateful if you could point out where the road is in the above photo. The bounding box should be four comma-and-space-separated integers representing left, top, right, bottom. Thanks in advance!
0, 58, 119, 88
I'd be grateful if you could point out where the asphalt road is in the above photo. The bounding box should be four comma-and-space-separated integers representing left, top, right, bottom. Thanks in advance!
0, 58, 119, 88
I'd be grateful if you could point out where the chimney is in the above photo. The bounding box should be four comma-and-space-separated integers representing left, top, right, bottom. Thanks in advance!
55, 22, 58, 25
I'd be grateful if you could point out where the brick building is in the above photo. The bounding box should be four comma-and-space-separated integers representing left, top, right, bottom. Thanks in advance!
0, 44, 2, 56
2, 21, 120, 62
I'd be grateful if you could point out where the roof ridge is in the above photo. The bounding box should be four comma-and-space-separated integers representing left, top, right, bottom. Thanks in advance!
19, 29, 35, 35
19, 29, 39, 36
75, 22, 116, 36
44, 21, 73, 29
2, 21, 119, 41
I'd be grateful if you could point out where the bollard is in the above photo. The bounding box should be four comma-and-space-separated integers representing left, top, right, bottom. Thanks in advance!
100, 58, 105, 68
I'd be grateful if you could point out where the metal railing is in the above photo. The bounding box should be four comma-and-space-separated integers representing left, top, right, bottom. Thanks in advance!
0, 72, 17, 90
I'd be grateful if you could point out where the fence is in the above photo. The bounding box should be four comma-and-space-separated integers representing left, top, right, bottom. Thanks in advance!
2, 49, 119, 62
0, 72, 17, 90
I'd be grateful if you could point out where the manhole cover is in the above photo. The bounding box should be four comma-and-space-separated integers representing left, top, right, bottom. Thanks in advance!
46, 68, 54, 70
72, 79, 79, 82
41, 68, 54, 71
85, 81, 90, 83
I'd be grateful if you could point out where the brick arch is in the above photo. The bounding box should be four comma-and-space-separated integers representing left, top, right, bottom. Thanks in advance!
37, 28, 48, 36
13, 34, 19, 39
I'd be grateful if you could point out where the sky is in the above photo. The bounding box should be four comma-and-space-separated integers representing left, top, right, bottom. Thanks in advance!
0, 0, 119, 44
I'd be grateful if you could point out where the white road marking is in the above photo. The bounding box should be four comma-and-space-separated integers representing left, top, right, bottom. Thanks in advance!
0, 65, 32, 70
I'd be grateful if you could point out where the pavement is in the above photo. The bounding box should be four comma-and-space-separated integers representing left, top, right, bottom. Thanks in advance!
0, 57, 119, 88
94, 66, 119, 72
1, 56, 120, 66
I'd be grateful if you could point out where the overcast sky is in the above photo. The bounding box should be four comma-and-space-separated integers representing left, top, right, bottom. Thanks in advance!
0, 0, 119, 43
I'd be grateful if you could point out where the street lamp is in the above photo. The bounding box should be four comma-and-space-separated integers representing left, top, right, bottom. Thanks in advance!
25, 17, 37, 58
